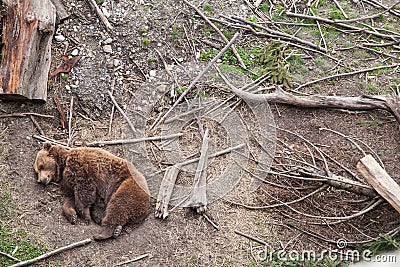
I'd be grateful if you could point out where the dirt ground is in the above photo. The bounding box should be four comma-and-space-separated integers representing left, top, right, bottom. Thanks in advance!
1, 0, 400, 266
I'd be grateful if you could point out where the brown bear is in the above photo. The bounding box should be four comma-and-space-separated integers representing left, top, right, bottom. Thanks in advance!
34, 142, 150, 240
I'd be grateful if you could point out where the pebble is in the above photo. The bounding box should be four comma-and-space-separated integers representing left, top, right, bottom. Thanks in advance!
104, 38, 113, 44
71, 49, 79, 56
54, 35, 66, 42
113, 59, 120, 67
103, 45, 113, 53
149, 70, 157, 77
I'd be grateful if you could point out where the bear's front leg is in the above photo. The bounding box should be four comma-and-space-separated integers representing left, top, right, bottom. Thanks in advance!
74, 194, 92, 225
63, 196, 77, 225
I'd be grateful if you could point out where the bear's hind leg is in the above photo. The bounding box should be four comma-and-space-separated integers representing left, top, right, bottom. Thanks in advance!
63, 196, 77, 225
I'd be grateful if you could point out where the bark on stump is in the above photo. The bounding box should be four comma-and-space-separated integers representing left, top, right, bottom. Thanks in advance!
0, 0, 56, 102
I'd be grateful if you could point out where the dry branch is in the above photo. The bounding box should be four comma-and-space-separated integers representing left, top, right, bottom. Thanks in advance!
182, 0, 247, 69
114, 253, 149, 266
10, 238, 92, 267
152, 32, 241, 129
107, 90, 136, 133
357, 155, 400, 214
86, 133, 183, 147
0, 0, 56, 101
0, 251, 20, 262
285, 11, 400, 40
188, 129, 209, 214
217, 68, 400, 124
86, 0, 113, 32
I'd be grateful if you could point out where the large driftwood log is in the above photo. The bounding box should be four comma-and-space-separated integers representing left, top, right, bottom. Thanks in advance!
218, 68, 400, 125
357, 154, 400, 214
0, 0, 56, 102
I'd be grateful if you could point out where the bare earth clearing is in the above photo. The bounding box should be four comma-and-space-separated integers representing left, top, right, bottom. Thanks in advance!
1, 0, 400, 266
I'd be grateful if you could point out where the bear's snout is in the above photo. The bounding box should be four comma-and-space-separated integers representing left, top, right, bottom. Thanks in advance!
37, 172, 52, 185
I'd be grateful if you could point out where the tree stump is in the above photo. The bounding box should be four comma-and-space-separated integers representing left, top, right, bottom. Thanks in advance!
0, 0, 56, 102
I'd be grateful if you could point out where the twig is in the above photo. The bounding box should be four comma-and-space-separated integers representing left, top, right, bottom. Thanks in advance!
295, 63, 400, 90
234, 230, 267, 246
332, 0, 348, 19
52, 96, 67, 129
108, 78, 116, 136
107, 90, 136, 133
114, 253, 149, 266
203, 213, 219, 230
151, 32, 241, 130
86, 0, 113, 32
150, 143, 245, 176
228, 185, 328, 209
0, 113, 54, 119
32, 135, 70, 149
230, 16, 326, 52
87, 133, 182, 147
0, 250, 21, 262
285, 12, 399, 40
10, 239, 92, 267
30, 115, 44, 135
67, 96, 74, 146
182, 0, 247, 69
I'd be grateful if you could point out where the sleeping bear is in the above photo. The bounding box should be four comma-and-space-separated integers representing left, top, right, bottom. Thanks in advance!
34, 142, 150, 240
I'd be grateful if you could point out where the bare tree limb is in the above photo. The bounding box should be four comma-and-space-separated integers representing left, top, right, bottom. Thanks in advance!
10, 239, 92, 267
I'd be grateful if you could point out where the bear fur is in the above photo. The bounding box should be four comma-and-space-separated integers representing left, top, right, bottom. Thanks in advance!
34, 142, 150, 240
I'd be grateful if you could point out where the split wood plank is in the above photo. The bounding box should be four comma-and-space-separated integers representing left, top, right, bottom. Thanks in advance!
155, 165, 180, 219
0, 0, 56, 102
357, 154, 400, 214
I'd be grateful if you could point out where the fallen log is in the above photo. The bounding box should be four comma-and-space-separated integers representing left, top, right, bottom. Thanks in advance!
217, 66, 400, 125
0, 0, 56, 102
357, 154, 400, 214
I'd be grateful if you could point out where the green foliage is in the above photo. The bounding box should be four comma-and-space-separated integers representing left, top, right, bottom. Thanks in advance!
176, 86, 187, 95
358, 234, 400, 256
139, 28, 147, 35
142, 38, 150, 46
60, 73, 68, 81
356, 118, 383, 129
329, 5, 345, 20
199, 49, 217, 62
203, 3, 212, 14
96, 0, 105, 4
259, 3, 269, 12
256, 41, 292, 88
246, 16, 258, 23
171, 25, 181, 40
0, 182, 47, 266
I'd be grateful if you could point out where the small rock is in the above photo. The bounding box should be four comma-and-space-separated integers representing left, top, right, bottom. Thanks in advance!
71, 49, 79, 56
104, 38, 113, 44
103, 45, 113, 53
149, 70, 157, 77
54, 35, 65, 42
113, 59, 120, 67
178, 57, 184, 62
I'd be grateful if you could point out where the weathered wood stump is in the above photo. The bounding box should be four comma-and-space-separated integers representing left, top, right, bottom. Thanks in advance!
0, 0, 56, 102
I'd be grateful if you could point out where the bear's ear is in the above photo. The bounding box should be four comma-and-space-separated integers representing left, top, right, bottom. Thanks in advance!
43, 142, 52, 151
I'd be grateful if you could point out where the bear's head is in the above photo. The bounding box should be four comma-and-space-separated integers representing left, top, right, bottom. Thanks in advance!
34, 142, 65, 185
